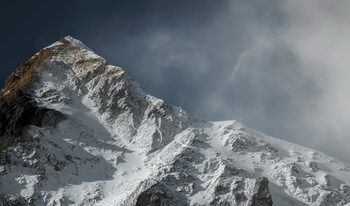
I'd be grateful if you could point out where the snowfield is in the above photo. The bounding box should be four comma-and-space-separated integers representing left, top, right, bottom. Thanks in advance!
0, 36, 350, 206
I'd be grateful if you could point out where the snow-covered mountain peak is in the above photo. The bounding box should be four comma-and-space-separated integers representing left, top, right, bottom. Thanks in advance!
0, 37, 350, 206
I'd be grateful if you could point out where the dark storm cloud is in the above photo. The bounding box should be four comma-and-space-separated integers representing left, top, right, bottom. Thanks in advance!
1, 1, 350, 162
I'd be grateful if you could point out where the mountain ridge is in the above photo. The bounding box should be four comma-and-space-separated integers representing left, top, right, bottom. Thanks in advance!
0, 36, 349, 206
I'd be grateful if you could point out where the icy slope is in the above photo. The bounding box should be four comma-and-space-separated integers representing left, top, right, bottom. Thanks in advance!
0, 36, 350, 206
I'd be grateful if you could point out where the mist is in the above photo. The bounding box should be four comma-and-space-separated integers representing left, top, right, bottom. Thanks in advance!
197, 0, 350, 161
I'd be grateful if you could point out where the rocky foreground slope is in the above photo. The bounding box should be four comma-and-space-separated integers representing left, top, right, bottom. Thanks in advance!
0, 37, 350, 206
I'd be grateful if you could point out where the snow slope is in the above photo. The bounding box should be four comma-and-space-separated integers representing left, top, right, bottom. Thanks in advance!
0, 36, 350, 206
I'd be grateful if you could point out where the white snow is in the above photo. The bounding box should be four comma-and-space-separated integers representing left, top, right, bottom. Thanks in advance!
1, 37, 350, 206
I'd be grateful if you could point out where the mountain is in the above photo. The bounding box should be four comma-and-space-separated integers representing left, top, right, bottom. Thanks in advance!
0, 36, 349, 206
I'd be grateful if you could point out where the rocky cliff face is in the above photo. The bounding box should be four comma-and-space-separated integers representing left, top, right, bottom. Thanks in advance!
0, 36, 349, 206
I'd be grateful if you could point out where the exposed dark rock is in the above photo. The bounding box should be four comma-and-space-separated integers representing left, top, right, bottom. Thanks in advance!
0, 92, 66, 152
125, 179, 189, 206
0, 194, 27, 206
248, 177, 273, 206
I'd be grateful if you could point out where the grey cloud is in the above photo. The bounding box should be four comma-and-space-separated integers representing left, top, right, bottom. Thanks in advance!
194, 0, 350, 161
277, 0, 350, 159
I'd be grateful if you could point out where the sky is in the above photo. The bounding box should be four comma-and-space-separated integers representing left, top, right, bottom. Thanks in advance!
1, 0, 350, 162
